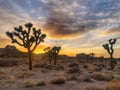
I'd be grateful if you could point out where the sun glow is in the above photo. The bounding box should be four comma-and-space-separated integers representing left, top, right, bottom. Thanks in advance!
34, 49, 44, 54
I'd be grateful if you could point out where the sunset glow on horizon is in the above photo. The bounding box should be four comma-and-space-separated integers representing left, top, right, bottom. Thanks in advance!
0, 0, 120, 58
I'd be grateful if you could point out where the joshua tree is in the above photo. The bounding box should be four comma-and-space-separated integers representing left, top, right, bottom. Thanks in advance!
44, 46, 61, 65
103, 39, 117, 69
51, 46, 61, 65
6, 23, 46, 70
44, 47, 52, 64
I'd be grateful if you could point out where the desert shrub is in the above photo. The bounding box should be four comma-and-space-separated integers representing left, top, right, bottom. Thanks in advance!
54, 65, 64, 70
97, 64, 106, 68
6, 75, 16, 83
114, 75, 120, 81
79, 73, 93, 82
104, 75, 114, 81
83, 65, 88, 69
95, 67, 102, 71
0, 71, 7, 80
67, 66, 80, 74
34, 63, 47, 68
68, 62, 79, 67
85, 86, 105, 90
51, 76, 66, 85
67, 74, 78, 81
24, 79, 46, 87
45, 64, 53, 70
33, 63, 54, 70
17, 70, 35, 78
83, 76, 93, 82
24, 79, 36, 87
111, 78, 120, 82
92, 73, 114, 81
33, 63, 41, 68
41, 69, 48, 73
36, 81, 46, 86
0, 59, 19, 67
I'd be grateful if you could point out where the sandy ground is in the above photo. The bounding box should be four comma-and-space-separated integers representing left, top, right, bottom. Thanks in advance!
0, 58, 120, 90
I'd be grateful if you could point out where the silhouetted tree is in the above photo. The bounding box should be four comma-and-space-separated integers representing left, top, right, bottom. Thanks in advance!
103, 39, 117, 69
6, 23, 46, 70
44, 47, 52, 64
44, 46, 61, 65
51, 46, 61, 65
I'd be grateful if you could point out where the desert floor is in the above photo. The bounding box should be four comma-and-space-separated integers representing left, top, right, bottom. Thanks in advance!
0, 58, 120, 90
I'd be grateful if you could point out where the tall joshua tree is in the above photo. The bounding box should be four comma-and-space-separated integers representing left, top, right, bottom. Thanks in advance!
103, 39, 117, 69
52, 46, 61, 65
6, 23, 46, 70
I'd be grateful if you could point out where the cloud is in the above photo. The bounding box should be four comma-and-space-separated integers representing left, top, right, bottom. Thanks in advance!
107, 27, 120, 34
0, 0, 34, 48
42, 0, 94, 38
41, 0, 120, 38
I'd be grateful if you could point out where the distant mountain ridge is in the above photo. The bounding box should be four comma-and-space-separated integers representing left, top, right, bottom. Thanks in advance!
0, 45, 27, 57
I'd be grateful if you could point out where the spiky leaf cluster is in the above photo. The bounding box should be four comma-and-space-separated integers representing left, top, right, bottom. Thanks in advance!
103, 39, 116, 54
51, 46, 61, 55
44, 46, 61, 56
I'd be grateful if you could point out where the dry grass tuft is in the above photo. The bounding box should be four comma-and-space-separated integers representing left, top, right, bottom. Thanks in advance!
106, 82, 120, 90
23, 79, 36, 87
67, 66, 80, 74
0, 70, 7, 80
51, 76, 66, 85
7, 75, 16, 83
85, 86, 105, 90
17, 70, 35, 78
23, 79, 46, 88
54, 65, 64, 70
86, 79, 120, 90
83, 76, 93, 82
68, 62, 79, 67
67, 74, 78, 81
36, 81, 46, 86
92, 73, 114, 81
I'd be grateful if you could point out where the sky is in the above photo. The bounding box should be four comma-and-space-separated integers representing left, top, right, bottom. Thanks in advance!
0, 0, 120, 57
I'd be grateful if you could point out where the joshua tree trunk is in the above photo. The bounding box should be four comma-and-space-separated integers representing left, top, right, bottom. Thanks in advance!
110, 54, 114, 69
54, 55, 57, 65
110, 44, 114, 69
28, 49, 32, 70
49, 56, 51, 64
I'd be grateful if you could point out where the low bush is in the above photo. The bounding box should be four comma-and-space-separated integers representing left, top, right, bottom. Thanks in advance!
92, 73, 114, 81
67, 74, 78, 81
67, 66, 80, 74
68, 62, 79, 67
51, 76, 66, 85
0, 59, 19, 67
85, 86, 105, 90
106, 82, 120, 90
36, 81, 46, 86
